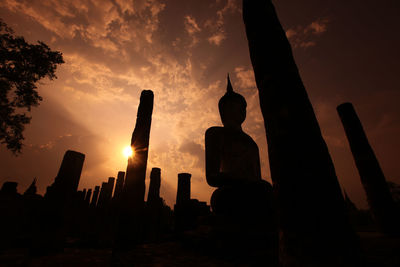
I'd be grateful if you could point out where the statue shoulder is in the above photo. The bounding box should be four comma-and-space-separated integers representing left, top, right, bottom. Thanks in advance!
242, 132, 260, 149
205, 126, 224, 138
205, 127, 224, 146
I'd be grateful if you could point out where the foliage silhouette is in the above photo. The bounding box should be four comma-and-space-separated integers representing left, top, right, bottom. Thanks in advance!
0, 19, 64, 154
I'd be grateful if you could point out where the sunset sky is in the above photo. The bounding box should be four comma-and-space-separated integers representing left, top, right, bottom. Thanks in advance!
1, 0, 399, 208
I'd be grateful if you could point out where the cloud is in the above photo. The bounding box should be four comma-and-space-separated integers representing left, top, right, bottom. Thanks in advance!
285, 29, 296, 39
309, 19, 328, 34
285, 18, 330, 49
1, 0, 166, 59
184, 15, 201, 35
208, 33, 225, 46
179, 140, 205, 170
204, 0, 239, 46
0, 0, 262, 206
234, 67, 256, 89
300, 41, 317, 48
183, 15, 201, 47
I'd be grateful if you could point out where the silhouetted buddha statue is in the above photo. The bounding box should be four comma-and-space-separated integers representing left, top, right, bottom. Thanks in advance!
205, 75, 272, 218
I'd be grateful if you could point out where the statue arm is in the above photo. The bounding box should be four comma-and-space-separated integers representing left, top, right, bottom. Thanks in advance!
205, 127, 247, 187
205, 127, 222, 187
255, 146, 262, 180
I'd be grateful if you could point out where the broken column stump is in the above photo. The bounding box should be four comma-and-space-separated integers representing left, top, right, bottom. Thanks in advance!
113, 171, 125, 201
39, 150, 85, 253
84, 189, 92, 206
147, 168, 161, 204
97, 182, 108, 209
146, 167, 163, 241
174, 173, 195, 232
105, 177, 115, 204
176, 173, 191, 206
45, 150, 85, 206
90, 186, 100, 208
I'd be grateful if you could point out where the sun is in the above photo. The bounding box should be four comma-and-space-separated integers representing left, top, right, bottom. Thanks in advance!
123, 146, 134, 158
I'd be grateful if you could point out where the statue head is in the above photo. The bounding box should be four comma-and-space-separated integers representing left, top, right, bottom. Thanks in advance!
218, 74, 247, 128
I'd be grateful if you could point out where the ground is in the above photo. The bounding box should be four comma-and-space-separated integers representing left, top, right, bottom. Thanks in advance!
0, 232, 399, 266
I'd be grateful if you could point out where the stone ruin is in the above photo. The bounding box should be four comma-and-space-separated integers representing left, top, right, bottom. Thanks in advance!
242, 0, 360, 266
113, 171, 125, 201
1, 2, 399, 265
147, 167, 162, 205
175, 173, 210, 232
205, 75, 273, 224
114, 90, 154, 250
337, 102, 400, 235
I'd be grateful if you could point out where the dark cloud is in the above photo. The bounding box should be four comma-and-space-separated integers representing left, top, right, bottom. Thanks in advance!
179, 140, 205, 170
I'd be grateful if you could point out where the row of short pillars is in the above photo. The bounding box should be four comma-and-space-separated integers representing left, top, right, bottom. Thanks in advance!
75, 171, 126, 209
76, 169, 192, 209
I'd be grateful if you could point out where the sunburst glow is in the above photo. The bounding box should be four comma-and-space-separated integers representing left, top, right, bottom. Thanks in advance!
123, 146, 134, 158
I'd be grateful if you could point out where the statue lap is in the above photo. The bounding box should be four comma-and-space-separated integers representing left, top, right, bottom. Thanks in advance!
211, 179, 273, 218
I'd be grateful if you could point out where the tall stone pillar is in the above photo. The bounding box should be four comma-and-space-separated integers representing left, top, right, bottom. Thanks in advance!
115, 90, 154, 249
114, 171, 125, 200
337, 102, 399, 235
242, 1, 359, 266
90, 186, 100, 208
122, 90, 154, 207
147, 168, 161, 204
176, 173, 191, 205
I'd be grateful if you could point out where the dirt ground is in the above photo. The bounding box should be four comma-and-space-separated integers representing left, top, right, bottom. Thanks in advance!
0, 232, 399, 266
